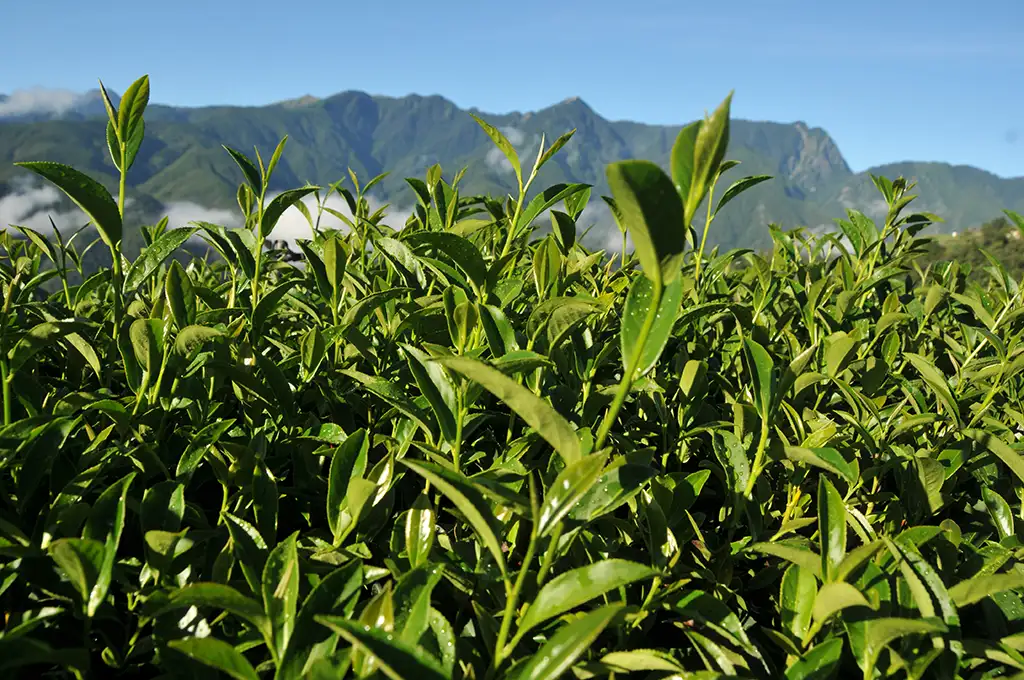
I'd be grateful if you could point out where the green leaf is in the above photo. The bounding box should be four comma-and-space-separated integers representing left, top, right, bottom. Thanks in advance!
537, 453, 608, 537
965, 429, 1024, 485
601, 649, 684, 672
433, 355, 581, 465
276, 561, 363, 679
808, 582, 871, 640
568, 461, 657, 522
0, 637, 88, 675
165, 260, 196, 329
818, 476, 847, 582
983, 486, 1015, 539
8, 321, 89, 374
394, 565, 445, 645
223, 146, 262, 191
156, 582, 270, 636
605, 160, 686, 287
403, 345, 458, 446
175, 325, 225, 355
48, 538, 105, 613
327, 429, 369, 542
405, 493, 436, 569
621, 273, 683, 378
13, 162, 122, 249
167, 637, 259, 680
515, 604, 624, 680
715, 175, 773, 217
949, 572, 1024, 607
682, 92, 733, 226
262, 532, 300, 658
404, 232, 487, 293
315, 615, 451, 680
862, 618, 946, 675
322, 235, 347, 293
780, 564, 817, 640
377, 237, 428, 289
904, 352, 962, 428
83, 472, 135, 617
514, 560, 655, 643
130, 318, 164, 373
670, 120, 701, 217
341, 370, 435, 439
470, 113, 521, 188
824, 332, 858, 378
532, 129, 577, 179
123, 227, 198, 293
261, 187, 319, 240
783, 447, 857, 486
251, 279, 297, 338
749, 541, 822, 578
116, 75, 150, 144
744, 338, 776, 418
784, 638, 844, 680
399, 459, 507, 577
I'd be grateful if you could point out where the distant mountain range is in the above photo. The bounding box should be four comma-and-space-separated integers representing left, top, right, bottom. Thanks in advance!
2, 87, 1023, 253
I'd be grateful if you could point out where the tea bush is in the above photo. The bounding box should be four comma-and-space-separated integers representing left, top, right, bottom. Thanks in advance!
3, 75, 1024, 679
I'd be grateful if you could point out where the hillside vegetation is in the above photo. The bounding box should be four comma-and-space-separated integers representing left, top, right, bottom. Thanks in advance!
3, 75, 1024, 679
2, 87, 1024, 253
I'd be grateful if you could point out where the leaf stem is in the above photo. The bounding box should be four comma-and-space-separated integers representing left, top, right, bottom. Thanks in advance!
595, 277, 664, 451
493, 521, 538, 671
1, 362, 10, 427
743, 416, 770, 499
693, 176, 719, 285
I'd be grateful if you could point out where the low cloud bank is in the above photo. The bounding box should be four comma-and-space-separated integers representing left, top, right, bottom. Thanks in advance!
0, 88, 89, 117
0, 179, 625, 262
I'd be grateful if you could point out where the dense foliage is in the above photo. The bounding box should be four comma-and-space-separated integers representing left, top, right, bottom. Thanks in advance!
3, 75, 1024, 679
920, 216, 1024, 284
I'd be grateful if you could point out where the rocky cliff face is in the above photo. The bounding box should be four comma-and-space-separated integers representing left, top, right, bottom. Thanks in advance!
783, 122, 852, 192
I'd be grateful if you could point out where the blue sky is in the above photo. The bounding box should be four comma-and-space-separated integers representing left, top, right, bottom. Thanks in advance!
3, 0, 1022, 177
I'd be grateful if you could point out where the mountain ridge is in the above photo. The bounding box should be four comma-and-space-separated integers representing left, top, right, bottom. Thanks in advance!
2, 86, 1023, 252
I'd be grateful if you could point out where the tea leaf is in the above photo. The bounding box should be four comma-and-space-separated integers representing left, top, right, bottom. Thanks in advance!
399, 459, 507, 577
818, 476, 847, 582
156, 583, 270, 636
403, 345, 458, 446
949, 572, 1024, 607
904, 352, 962, 427
621, 273, 684, 377
13, 162, 122, 249
434, 355, 581, 465
606, 160, 686, 287
123, 226, 198, 293
315, 615, 451, 680
515, 560, 655, 642
262, 532, 300, 658
167, 637, 259, 680
515, 604, 624, 680
260, 187, 319, 240
537, 453, 608, 536
405, 493, 436, 569
784, 638, 844, 680
780, 564, 816, 640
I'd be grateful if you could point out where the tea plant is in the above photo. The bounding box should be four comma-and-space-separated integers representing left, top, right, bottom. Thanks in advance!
2, 74, 1024, 679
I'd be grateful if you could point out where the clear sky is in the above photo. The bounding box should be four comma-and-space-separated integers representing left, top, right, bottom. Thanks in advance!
2, 0, 1022, 177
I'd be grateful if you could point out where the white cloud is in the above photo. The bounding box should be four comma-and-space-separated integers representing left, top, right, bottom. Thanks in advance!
163, 201, 242, 231
0, 88, 87, 117
263, 191, 416, 245
0, 182, 82, 234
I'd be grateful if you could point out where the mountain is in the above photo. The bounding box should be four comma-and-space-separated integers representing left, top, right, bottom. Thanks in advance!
2, 88, 1022, 253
